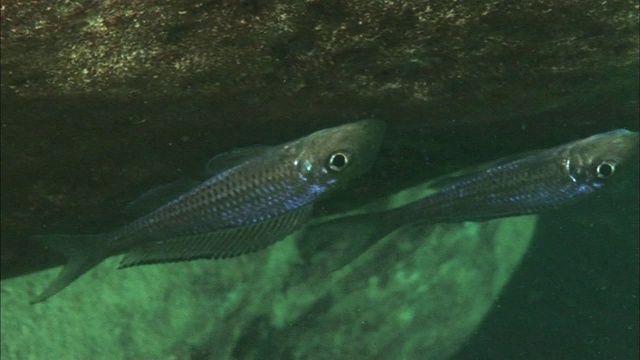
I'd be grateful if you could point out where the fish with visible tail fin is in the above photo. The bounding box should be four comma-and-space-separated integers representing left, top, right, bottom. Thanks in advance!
32, 119, 386, 303
299, 129, 638, 268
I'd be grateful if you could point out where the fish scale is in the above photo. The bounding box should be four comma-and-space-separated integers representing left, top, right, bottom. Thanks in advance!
393, 129, 639, 222
117, 147, 321, 241
31, 119, 385, 303
118, 204, 314, 267
299, 129, 638, 271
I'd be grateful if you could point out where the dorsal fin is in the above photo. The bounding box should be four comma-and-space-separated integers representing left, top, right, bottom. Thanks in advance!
427, 149, 543, 190
123, 179, 201, 219
205, 145, 273, 175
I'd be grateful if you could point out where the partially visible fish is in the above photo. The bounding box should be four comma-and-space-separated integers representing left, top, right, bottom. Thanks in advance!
393, 128, 639, 222
299, 129, 639, 267
32, 119, 386, 303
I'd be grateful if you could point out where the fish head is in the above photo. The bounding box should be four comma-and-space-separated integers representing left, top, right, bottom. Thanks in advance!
288, 119, 386, 191
566, 129, 639, 187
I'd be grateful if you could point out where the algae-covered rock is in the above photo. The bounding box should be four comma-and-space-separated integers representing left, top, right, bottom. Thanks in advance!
2, 0, 637, 280
0, 181, 535, 360
268, 218, 535, 360
2, 0, 637, 112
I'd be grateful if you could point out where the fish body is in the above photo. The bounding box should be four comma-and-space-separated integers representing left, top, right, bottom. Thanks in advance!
394, 128, 639, 222
32, 119, 386, 303
299, 129, 638, 267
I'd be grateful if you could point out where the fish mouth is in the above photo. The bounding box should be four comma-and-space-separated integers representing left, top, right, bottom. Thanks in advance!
355, 118, 387, 135
567, 129, 639, 178
298, 118, 386, 180
347, 118, 387, 146
586, 129, 638, 162
340, 119, 387, 169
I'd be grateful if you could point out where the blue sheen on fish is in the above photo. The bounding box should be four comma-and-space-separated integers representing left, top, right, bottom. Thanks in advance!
298, 129, 638, 267
399, 129, 639, 222
31, 119, 386, 303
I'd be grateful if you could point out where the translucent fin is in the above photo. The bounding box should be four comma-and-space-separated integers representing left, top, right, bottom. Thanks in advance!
427, 149, 544, 190
205, 145, 272, 175
297, 210, 403, 271
119, 205, 313, 268
123, 179, 201, 218
31, 234, 109, 304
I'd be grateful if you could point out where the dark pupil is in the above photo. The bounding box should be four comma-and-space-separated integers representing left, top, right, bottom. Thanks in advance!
596, 162, 614, 178
329, 153, 347, 170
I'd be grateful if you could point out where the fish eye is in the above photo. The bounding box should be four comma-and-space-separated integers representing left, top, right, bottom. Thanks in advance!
596, 161, 616, 178
327, 152, 350, 172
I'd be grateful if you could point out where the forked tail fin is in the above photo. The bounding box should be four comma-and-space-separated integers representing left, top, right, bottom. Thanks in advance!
31, 234, 109, 304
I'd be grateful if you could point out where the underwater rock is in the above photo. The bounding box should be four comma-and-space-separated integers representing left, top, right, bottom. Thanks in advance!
1, 1, 636, 357
1, 0, 637, 279
1, 0, 637, 112
265, 218, 535, 360
0, 181, 535, 360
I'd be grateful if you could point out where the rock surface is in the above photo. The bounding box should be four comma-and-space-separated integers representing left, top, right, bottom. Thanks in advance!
2, 0, 638, 279
2, 0, 637, 108
0, 179, 536, 359
1, 1, 637, 358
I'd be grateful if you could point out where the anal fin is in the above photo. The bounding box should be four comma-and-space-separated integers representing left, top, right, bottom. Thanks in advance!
119, 205, 313, 268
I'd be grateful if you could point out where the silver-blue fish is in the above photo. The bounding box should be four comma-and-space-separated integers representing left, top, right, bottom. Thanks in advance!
299, 129, 638, 265
393, 128, 639, 222
32, 119, 386, 303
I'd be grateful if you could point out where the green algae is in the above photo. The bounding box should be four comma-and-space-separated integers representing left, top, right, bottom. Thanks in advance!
1, 180, 535, 359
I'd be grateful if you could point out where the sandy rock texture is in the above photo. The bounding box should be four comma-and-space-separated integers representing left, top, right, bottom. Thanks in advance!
1, 0, 637, 290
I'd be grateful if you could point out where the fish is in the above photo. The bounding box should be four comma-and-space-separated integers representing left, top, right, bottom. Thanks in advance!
391, 128, 639, 222
31, 119, 386, 303
298, 129, 639, 268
